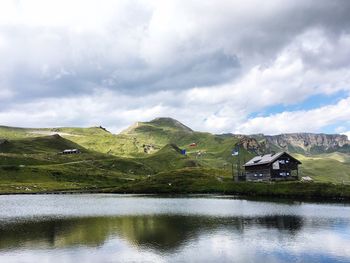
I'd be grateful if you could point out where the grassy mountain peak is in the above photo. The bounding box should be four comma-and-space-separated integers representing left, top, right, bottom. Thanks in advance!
121, 117, 193, 135
149, 117, 193, 132
1, 117, 350, 194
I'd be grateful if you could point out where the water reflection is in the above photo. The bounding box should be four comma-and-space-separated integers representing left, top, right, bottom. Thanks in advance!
0, 215, 304, 251
0, 195, 349, 262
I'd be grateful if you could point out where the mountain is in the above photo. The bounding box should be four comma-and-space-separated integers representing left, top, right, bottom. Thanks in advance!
1, 119, 349, 157
115, 117, 245, 161
249, 133, 350, 154
0, 134, 87, 154
122, 117, 193, 135
1, 117, 350, 193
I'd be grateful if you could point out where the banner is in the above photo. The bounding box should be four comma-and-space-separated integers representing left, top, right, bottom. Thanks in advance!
232, 148, 239, 156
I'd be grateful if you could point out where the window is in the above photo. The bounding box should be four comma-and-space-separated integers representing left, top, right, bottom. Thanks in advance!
273, 161, 280, 170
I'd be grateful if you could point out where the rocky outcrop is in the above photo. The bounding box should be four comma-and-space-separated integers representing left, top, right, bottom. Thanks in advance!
234, 135, 266, 154
142, 144, 159, 154
98, 126, 110, 133
231, 133, 350, 154
258, 133, 350, 154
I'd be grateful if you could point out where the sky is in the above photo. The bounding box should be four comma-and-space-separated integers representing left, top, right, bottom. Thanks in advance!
0, 0, 350, 136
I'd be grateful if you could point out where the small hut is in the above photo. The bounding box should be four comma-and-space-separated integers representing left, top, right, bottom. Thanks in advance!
243, 152, 301, 181
61, 149, 81, 155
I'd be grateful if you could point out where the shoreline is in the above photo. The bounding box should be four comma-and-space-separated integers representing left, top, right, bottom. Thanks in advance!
1, 183, 350, 203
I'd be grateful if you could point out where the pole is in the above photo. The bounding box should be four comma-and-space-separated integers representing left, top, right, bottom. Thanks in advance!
237, 145, 240, 179
232, 161, 234, 180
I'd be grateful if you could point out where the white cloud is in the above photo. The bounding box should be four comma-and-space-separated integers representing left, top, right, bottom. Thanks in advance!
0, 1, 350, 134
342, 132, 350, 140
0, 89, 169, 132
236, 97, 350, 134
0, 87, 13, 100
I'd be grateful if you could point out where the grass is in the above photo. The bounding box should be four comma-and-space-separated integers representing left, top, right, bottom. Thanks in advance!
103, 167, 350, 200
0, 118, 350, 199
295, 153, 350, 184
0, 159, 140, 194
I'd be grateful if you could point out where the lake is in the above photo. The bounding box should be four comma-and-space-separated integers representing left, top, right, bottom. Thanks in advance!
0, 194, 349, 262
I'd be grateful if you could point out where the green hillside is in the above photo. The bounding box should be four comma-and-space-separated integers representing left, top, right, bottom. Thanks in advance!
0, 135, 85, 154
296, 153, 350, 184
0, 118, 350, 197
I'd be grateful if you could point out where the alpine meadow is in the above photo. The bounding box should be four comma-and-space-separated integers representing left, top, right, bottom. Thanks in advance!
1, 117, 350, 199
1, 1, 350, 262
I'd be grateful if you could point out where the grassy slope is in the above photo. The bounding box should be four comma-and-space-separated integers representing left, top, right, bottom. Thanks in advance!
104, 167, 350, 200
0, 129, 152, 193
295, 153, 350, 184
1, 120, 350, 198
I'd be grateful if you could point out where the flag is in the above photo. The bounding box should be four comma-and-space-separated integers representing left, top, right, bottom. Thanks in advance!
232, 148, 239, 156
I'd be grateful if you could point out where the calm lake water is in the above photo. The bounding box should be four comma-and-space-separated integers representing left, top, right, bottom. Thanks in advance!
0, 195, 349, 263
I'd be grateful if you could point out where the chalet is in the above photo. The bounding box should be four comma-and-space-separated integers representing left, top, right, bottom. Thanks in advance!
61, 149, 81, 155
243, 152, 301, 181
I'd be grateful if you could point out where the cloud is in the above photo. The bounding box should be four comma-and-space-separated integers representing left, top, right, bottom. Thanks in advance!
0, 0, 350, 134
342, 132, 350, 140
235, 97, 350, 134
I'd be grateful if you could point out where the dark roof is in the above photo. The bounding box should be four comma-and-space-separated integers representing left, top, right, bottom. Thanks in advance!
243, 152, 301, 167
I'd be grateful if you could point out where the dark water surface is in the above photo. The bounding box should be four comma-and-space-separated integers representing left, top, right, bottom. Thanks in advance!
0, 194, 349, 262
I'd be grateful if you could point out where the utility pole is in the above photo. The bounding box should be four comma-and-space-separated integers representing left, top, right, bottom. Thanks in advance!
232, 161, 234, 180
236, 144, 240, 180
232, 144, 240, 182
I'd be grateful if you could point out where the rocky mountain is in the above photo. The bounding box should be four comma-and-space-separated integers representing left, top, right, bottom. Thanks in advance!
230, 135, 265, 154
121, 118, 350, 155
1, 118, 350, 187
249, 133, 350, 154
2, 118, 349, 156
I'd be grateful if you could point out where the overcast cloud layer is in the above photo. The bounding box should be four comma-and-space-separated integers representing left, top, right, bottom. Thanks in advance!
0, 0, 350, 135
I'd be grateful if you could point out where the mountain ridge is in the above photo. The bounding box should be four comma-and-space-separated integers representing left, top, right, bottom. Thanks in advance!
1, 118, 350, 156
249, 133, 350, 154
1, 117, 350, 192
